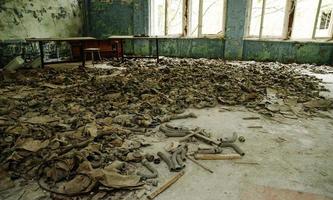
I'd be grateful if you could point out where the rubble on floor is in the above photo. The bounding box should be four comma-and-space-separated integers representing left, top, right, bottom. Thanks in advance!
0, 58, 332, 199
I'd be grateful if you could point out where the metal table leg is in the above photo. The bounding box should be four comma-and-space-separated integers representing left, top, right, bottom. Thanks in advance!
120, 39, 124, 62
38, 41, 45, 68
80, 41, 85, 67
155, 37, 159, 63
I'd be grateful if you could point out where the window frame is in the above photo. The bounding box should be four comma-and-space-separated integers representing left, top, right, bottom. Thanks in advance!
312, 0, 333, 39
195, 0, 227, 38
245, 0, 333, 41
149, 0, 227, 38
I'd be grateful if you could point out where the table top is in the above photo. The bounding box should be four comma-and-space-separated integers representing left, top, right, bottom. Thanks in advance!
25, 37, 96, 42
108, 35, 179, 39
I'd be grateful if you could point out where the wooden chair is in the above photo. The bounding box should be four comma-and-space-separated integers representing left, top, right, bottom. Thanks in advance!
84, 48, 102, 66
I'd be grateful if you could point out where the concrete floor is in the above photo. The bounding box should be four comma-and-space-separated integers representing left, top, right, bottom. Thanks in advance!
138, 71, 333, 200
12, 61, 332, 200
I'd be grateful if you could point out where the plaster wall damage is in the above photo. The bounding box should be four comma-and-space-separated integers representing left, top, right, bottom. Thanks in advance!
0, 0, 83, 39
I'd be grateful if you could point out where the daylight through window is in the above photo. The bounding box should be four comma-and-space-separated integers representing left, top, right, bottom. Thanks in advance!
247, 0, 333, 40
150, 0, 226, 37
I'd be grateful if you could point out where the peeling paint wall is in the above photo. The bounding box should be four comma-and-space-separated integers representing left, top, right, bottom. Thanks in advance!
0, 0, 84, 67
0, 0, 83, 39
89, 0, 134, 38
224, 0, 247, 60
88, 0, 331, 65
129, 38, 224, 58
88, 0, 225, 57
1, 0, 331, 66
243, 40, 333, 65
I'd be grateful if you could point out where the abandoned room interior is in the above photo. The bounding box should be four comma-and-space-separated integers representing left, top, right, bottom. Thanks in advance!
0, 0, 333, 199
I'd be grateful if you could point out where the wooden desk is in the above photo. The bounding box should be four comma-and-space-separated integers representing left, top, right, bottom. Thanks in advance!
26, 37, 96, 68
71, 39, 122, 61
108, 36, 173, 62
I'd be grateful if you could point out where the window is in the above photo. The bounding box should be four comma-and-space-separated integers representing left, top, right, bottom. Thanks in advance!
167, 0, 184, 35
188, 0, 200, 37
189, 0, 225, 37
291, 0, 319, 39
319, 10, 332, 30
248, 0, 263, 36
150, 0, 183, 36
315, 0, 333, 38
292, 0, 333, 39
247, 0, 333, 40
150, 0, 166, 36
261, 0, 288, 37
247, 0, 289, 38
201, 0, 225, 35
150, 0, 226, 37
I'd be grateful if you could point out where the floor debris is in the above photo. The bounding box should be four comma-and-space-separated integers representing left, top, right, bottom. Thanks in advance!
248, 126, 263, 128
242, 117, 260, 120
147, 171, 185, 200
186, 156, 214, 173
194, 153, 242, 160
0, 58, 332, 198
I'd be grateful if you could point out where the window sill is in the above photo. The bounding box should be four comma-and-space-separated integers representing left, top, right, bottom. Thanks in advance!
181, 36, 224, 39
243, 37, 333, 43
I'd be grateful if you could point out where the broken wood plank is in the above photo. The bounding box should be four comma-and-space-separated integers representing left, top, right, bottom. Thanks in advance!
193, 133, 220, 146
187, 155, 214, 173
234, 161, 259, 165
147, 171, 185, 200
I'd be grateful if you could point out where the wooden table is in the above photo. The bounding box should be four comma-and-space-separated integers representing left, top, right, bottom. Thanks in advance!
26, 37, 96, 68
108, 36, 173, 63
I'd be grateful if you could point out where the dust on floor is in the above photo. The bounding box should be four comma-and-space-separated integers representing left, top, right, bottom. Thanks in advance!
0, 58, 332, 200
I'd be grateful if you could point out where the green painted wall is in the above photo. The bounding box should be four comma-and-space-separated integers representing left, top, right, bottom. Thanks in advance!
0, 0, 83, 39
243, 40, 333, 65
89, 0, 134, 39
0, 0, 84, 67
88, 0, 332, 64
88, 0, 225, 58
0, 0, 332, 66
129, 38, 224, 58
224, 0, 247, 60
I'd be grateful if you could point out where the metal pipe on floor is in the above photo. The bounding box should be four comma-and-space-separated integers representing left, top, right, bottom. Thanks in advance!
171, 147, 183, 171
219, 143, 245, 156
176, 153, 185, 169
157, 152, 175, 171
137, 159, 158, 180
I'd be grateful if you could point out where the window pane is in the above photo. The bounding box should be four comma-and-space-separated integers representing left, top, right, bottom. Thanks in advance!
249, 0, 263, 36
167, 0, 183, 35
315, 0, 333, 38
202, 0, 224, 35
262, 0, 287, 37
291, 0, 319, 39
150, 0, 165, 36
189, 0, 199, 37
